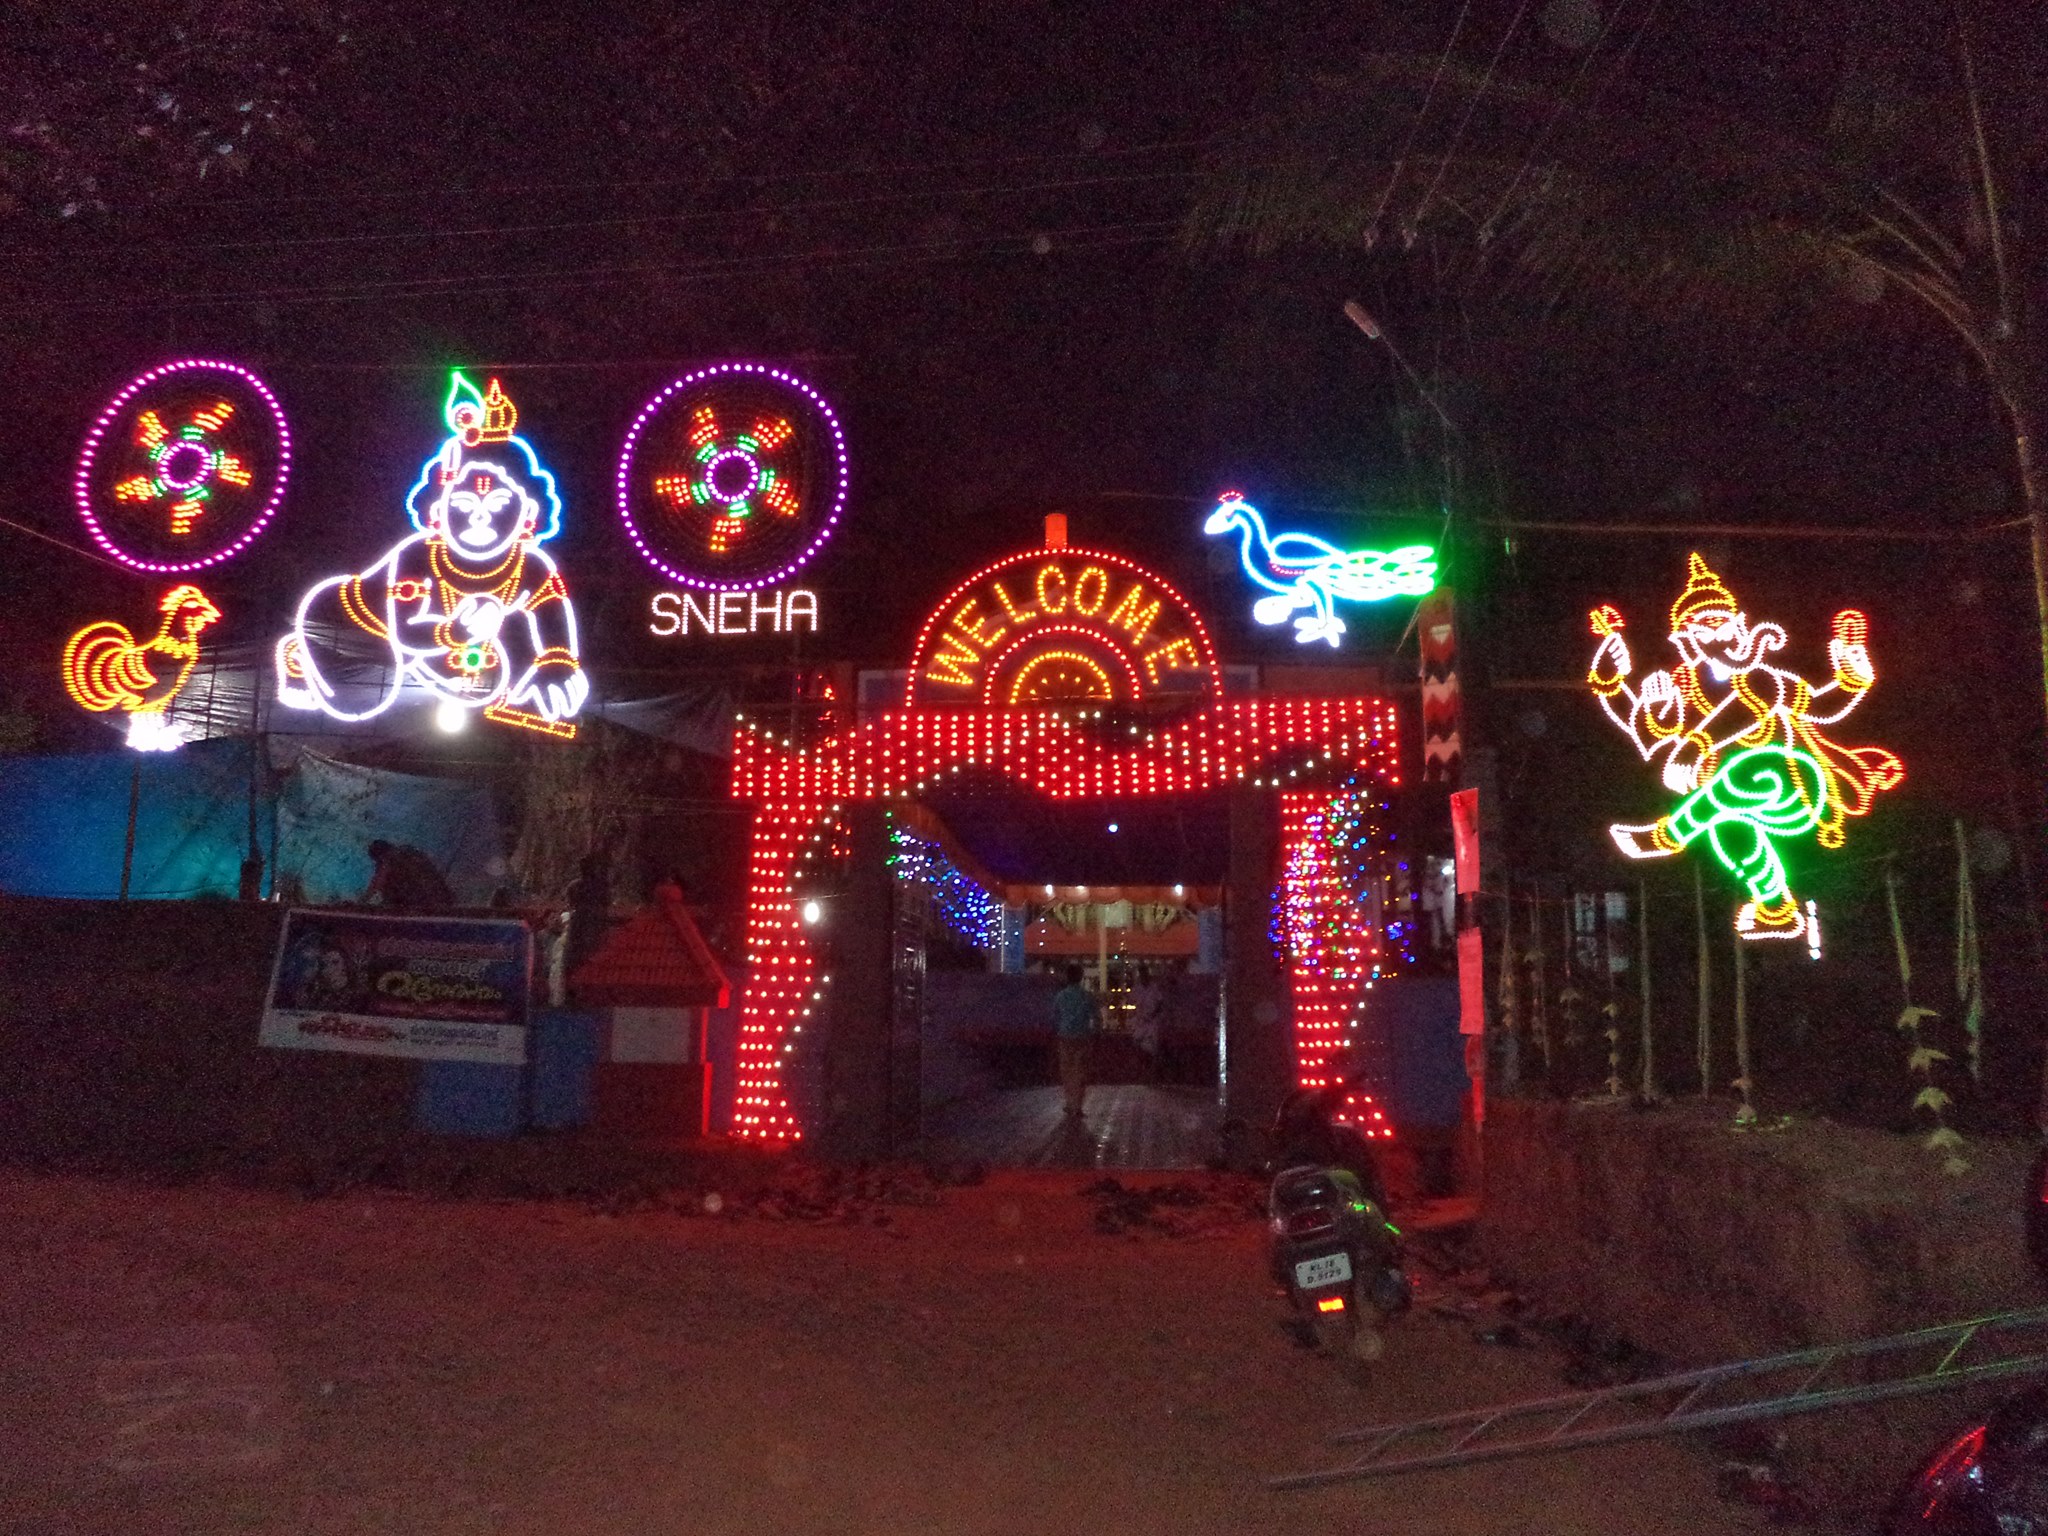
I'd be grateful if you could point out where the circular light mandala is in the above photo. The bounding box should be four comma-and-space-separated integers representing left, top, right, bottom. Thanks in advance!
616, 362, 849, 591
75, 359, 292, 573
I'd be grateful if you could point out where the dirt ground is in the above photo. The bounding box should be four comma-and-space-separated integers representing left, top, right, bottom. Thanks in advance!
0, 1166, 1771, 1536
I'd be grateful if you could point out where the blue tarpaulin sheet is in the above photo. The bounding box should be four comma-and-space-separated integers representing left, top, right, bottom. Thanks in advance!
0, 740, 504, 903
0, 738, 266, 899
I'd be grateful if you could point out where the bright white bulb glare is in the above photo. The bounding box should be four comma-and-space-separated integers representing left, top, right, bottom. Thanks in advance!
435, 701, 467, 733
801, 900, 822, 925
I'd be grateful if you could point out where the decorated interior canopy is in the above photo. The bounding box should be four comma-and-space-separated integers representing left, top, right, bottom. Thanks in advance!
75, 359, 291, 572
1587, 553, 1905, 944
905, 530, 1219, 708
616, 362, 849, 591
274, 372, 588, 740
1203, 493, 1436, 648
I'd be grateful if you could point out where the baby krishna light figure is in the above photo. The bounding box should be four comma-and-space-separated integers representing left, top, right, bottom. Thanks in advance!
275, 373, 588, 738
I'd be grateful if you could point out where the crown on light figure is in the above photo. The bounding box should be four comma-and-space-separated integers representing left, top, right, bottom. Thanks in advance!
445, 371, 519, 448
1670, 551, 1738, 630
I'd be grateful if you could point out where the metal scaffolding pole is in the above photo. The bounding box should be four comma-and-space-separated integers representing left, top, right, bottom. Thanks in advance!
1270, 1308, 2048, 1489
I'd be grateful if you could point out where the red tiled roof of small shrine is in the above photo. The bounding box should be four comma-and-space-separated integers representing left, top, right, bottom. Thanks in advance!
569, 888, 731, 1008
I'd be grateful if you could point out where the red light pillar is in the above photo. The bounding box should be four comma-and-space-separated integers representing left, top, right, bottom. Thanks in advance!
733, 804, 819, 1141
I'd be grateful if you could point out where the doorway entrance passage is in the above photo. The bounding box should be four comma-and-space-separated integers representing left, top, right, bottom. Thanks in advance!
895, 790, 1227, 1168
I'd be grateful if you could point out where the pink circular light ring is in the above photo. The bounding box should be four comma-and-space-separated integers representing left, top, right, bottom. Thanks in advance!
158, 441, 214, 491
705, 448, 762, 504
615, 362, 849, 592
75, 358, 292, 573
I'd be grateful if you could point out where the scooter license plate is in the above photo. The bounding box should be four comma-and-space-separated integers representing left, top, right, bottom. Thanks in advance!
1294, 1251, 1352, 1289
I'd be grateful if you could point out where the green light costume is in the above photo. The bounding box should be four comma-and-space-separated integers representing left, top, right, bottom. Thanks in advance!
1660, 745, 1828, 913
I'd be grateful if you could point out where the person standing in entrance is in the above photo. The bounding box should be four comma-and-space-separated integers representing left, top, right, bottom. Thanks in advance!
1131, 966, 1166, 1083
1053, 963, 1100, 1120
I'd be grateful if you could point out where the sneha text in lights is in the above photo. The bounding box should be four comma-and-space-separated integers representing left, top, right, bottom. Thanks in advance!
75, 359, 291, 573
62, 584, 223, 751
274, 372, 589, 739
1203, 493, 1435, 647
904, 545, 1219, 708
1588, 553, 1904, 943
649, 588, 819, 637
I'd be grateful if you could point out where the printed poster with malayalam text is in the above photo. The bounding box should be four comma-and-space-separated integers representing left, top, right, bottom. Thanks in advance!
260, 909, 532, 1066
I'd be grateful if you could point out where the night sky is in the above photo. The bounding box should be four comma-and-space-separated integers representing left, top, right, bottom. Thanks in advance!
1, 0, 2040, 889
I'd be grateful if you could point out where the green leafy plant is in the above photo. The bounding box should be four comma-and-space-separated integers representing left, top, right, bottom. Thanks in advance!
1888, 868, 1968, 1176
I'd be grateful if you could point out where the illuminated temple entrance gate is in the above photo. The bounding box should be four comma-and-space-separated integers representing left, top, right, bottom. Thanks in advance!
726, 525, 1408, 1156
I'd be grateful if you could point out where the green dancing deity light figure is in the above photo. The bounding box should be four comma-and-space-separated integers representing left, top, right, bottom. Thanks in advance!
1587, 554, 1905, 943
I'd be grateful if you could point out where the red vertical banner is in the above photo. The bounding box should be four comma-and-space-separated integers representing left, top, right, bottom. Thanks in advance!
1457, 929, 1486, 1038
1417, 588, 1462, 784
1450, 787, 1481, 896
1450, 784, 1485, 1127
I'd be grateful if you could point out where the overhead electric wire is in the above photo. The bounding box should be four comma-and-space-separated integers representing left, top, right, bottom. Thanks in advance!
1484, 514, 2016, 541
1579, 0, 1667, 120
270, 354, 855, 373
123, 134, 1223, 215
36, 219, 1182, 315
1408, 0, 1538, 232
1473, 0, 1638, 245
0, 512, 131, 571
2, 165, 1206, 262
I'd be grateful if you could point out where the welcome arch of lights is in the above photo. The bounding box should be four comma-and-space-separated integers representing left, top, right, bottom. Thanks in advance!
904, 545, 1221, 708
729, 536, 1404, 1143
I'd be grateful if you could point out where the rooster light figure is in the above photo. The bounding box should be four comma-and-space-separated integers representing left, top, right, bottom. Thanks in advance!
1203, 493, 1437, 647
62, 584, 222, 751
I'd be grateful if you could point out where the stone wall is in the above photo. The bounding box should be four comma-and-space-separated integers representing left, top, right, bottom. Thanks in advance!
0, 897, 416, 1169
1479, 1096, 2043, 1512
1482, 1098, 2037, 1360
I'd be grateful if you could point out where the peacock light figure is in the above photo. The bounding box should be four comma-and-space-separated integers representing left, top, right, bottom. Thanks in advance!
1203, 494, 1437, 647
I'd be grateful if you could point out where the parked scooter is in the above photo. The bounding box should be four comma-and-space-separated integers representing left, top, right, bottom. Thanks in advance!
1882, 1146, 2048, 1532
1270, 1078, 1389, 1198
1268, 1163, 1411, 1361
1224, 1049, 1398, 1193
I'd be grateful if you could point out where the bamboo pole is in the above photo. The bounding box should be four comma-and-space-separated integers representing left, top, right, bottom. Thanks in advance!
1694, 864, 1712, 1096
1497, 881, 1520, 1094
1732, 926, 1754, 1124
119, 757, 141, 901
1956, 818, 1984, 1082
1638, 879, 1655, 1101
1528, 890, 1552, 1083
